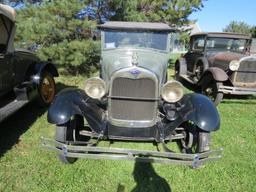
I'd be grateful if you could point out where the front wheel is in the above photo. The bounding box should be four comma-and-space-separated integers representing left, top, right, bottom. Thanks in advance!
55, 115, 86, 164
179, 124, 211, 154
201, 81, 223, 106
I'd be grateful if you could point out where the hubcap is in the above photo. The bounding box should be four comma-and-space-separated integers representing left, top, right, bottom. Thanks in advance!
41, 76, 55, 103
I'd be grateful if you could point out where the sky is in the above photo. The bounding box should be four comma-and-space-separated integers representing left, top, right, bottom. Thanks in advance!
189, 0, 256, 32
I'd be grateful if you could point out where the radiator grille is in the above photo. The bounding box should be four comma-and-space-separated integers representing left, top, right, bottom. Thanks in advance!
235, 59, 256, 84
110, 77, 156, 121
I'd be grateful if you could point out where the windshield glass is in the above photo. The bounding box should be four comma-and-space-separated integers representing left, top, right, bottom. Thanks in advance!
206, 37, 248, 53
104, 31, 168, 51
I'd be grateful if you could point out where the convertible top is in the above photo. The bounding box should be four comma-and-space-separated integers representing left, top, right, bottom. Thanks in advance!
0, 3, 16, 22
98, 21, 174, 32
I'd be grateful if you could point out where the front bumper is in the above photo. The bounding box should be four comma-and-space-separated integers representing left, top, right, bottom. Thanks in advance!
219, 85, 256, 95
41, 137, 223, 168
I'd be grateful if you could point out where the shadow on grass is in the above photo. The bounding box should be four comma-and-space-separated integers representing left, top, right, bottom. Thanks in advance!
131, 162, 171, 192
0, 82, 69, 158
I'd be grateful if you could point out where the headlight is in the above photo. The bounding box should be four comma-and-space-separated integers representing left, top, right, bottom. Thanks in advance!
161, 81, 184, 103
84, 77, 106, 99
229, 60, 240, 71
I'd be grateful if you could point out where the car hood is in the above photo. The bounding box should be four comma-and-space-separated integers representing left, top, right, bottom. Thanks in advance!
101, 48, 168, 84
207, 51, 245, 65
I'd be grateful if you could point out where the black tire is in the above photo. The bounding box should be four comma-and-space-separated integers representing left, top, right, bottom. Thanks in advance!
37, 71, 56, 107
202, 81, 223, 106
174, 61, 181, 81
55, 115, 85, 164
180, 126, 211, 154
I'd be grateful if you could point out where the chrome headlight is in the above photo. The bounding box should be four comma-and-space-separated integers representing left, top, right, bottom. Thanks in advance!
161, 81, 184, 103
229, 60, 240, 71
84, 77, 106, 99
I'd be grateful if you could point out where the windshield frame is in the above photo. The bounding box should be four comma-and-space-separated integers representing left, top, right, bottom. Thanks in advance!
101, 30, 170, 53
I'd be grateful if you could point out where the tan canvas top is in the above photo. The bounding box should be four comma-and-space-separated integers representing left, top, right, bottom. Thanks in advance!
0, 3, 16, 22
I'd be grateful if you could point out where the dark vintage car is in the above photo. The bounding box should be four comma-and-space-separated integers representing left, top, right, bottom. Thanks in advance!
0, 4, 58, 122
42, 22, 222, 168
175, 32, 256, 105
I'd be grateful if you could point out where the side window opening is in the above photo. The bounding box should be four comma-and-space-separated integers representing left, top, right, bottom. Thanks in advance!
192, 36, 205, 51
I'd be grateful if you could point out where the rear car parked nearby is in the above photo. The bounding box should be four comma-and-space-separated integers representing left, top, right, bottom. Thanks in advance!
42, 22, 222, 168
0, 4, 58, 122
175, 32, 256, 105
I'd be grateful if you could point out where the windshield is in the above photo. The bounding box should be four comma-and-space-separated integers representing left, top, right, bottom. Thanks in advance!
206, 37, 248, 53
104, 31, 168, 51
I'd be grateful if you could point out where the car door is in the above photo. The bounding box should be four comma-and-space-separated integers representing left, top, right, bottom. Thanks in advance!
185, 36, 205, 72
0, 53, 14, 96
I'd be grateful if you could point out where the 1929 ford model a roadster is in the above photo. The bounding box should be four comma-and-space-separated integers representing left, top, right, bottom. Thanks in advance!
0, 4, 58, 122
43, 22, 222, 167
175, 32, 256, 105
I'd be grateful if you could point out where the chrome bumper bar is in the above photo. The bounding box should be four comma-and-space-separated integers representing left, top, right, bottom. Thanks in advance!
219, 85, 256, 95
41, 137, 223, 168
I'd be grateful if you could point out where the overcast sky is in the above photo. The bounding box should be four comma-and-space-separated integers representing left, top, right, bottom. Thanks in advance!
189, 0, 256, 32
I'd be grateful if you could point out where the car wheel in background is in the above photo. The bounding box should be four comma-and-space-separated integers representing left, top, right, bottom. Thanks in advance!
37, 71, 56, 106
202, 81, 223, 106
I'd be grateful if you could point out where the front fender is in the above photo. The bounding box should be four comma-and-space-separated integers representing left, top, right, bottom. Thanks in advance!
31, 62, 59, 84
179, 93, 220, 132
47, 88, 104, 133
198, 67, 228, 86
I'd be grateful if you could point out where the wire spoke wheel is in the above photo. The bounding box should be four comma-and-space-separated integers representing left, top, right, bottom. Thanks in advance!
38, 72, 56, 106
193, 62, 204, 81
202, 81, 223, 106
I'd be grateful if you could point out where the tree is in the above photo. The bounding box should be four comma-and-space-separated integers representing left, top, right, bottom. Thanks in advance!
223, 21, 252, 35
15, 0, 100, 74
251, 26, 256, 38
87, 0, 205, 27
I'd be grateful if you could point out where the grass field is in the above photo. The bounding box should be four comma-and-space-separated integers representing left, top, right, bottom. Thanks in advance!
0, 72, 256, 192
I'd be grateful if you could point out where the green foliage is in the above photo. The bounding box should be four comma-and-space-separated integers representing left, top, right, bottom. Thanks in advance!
15, 0, 100, 75
251, 26, 256, 38
13, 0, 204, 75
88, 0, 205, 27
223, 21, 253, 35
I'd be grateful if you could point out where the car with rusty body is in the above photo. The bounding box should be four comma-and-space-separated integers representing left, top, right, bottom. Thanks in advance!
42, 22, 222, 168
175, 32, 256, 105
0, 4, 58, 122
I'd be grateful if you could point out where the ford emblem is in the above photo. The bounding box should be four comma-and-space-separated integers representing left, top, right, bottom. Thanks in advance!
130, 69, 141, 77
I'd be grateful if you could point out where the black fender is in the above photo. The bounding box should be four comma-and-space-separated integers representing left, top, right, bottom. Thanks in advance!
180, 93, 220, 132
197, 67, 228, 86
47, 88, 104, 133
31, 62, 59, 84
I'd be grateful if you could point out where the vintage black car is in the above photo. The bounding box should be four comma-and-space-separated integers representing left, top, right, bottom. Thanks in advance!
0, 4, 58, 122
42, 22, 222, 168
175, 32, 256, 105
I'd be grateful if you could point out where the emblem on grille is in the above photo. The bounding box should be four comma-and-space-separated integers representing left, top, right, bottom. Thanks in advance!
129, 68, 141, 77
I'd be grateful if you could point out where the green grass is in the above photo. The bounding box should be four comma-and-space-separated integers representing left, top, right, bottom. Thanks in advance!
0, 73, 256, 192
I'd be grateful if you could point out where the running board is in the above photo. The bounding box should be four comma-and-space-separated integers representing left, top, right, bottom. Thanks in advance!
0, 99, 29, 122
180, 75, 196, 84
